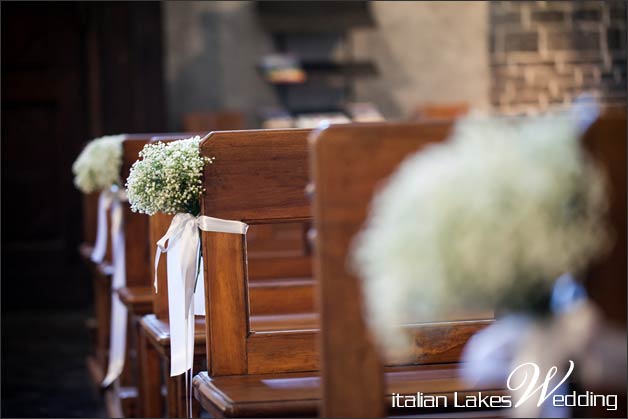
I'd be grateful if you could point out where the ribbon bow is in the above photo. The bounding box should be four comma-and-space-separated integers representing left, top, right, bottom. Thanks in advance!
155, 213, 248, 377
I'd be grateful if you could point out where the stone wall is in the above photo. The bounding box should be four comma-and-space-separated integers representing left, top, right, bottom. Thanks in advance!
162, 1, 279, 129
490, 1, 627, 114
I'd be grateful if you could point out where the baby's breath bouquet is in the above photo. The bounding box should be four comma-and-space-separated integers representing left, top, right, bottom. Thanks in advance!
72, 134, 125, 193
126, 136, 212, 216
352, 112, 611, 350
127, 135, 225, 379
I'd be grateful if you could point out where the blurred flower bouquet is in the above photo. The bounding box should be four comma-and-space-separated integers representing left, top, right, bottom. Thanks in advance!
72, 134, 125, 193
126, 136, 213, 215
352, 102, 625, 416
352, 111, 611, 350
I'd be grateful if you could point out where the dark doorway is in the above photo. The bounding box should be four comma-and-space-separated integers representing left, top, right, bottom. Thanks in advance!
1, 2, 165, 416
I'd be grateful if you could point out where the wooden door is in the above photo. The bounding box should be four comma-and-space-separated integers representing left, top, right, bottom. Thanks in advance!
1, 2, 166, 310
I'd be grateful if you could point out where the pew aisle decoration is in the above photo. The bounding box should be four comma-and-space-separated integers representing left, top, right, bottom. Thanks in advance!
72, 134, 128, 386
72, 134, 125, 193
126, 137, 211, 216
353, 107, 614, 415
73, 134, 127, 263
127, 136, 248, 380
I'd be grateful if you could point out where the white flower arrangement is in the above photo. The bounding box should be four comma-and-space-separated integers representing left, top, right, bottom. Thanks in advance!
72, 135, 125, 193
126, 136, 212, 216
352, 113, 611, 350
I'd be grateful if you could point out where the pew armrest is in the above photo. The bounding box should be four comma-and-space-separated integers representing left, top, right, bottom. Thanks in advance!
118, 286, 154, 315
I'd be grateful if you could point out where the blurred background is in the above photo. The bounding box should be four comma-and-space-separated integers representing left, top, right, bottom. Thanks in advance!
1, 1, 626, 417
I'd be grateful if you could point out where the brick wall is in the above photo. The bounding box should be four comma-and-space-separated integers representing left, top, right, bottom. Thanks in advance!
490, 1, 626, 114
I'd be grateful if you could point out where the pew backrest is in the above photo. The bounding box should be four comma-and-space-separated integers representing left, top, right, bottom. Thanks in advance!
199, 129, 315, 376
310, 122, 494, 417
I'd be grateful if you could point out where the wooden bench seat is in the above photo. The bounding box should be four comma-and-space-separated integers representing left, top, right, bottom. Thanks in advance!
141, 314, 207, 348
118, 286, 154, 316
140, 308, 318, 417
193, 364, 505, 418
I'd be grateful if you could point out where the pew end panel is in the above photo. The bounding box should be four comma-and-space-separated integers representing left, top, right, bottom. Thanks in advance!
581, 108, 627, 327
199, 129, 318, 378
80, 192, 100, 255
139, 131, 319, 416
148, 212, 175, 319
310, 122, 500, 417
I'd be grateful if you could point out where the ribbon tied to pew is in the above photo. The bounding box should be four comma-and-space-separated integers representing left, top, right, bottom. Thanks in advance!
155, 213, 249, 377
91, 185, 129, 388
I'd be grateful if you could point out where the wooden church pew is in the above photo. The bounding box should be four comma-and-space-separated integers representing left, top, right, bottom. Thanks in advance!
138, 131, 316, 417
192, 129, 323, 417
311, 113, 628, 417
310, 122, 500, 418
139, 113, 625, 418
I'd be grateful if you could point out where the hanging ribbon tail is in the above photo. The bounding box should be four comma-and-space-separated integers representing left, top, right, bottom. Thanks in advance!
179, 222, 201, 321
157, 213, 248, 378
101, 192, 128, 387
102, 295, 127, 387
162, 213, 201, 376
91, 190, 114, 263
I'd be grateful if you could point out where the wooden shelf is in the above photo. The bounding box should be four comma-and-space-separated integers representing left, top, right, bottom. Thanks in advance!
256, 1, 377, 119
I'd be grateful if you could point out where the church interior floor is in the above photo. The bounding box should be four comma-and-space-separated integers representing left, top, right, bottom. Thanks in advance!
2, 309, 106, 418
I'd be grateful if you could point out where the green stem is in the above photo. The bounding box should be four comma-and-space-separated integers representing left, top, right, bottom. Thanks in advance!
194, 231, 202, 292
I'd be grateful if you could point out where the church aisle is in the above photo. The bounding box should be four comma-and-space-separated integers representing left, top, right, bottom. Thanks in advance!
2, 310, 105, 418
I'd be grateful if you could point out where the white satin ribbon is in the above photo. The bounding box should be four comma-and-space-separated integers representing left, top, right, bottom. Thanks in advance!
91, 189, 115, 263
154, 213, 248, 377
96, 186, 129, 388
